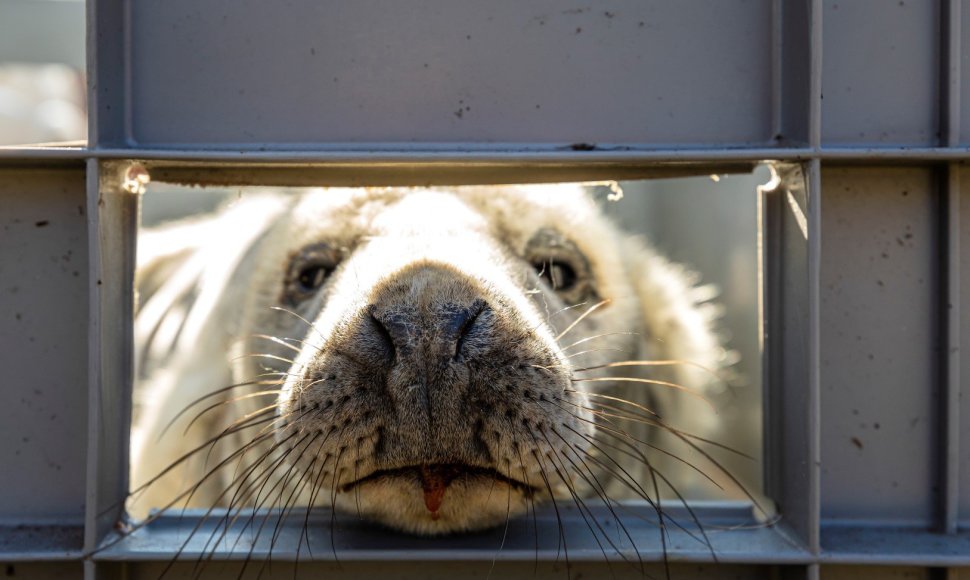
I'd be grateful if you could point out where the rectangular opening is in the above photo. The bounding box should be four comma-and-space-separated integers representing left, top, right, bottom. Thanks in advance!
113, 168, 778, 564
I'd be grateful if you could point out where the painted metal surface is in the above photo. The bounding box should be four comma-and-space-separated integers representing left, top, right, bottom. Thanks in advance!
0, 168, 88, 525
123, 1, 773, 148
2, 0, 970, 577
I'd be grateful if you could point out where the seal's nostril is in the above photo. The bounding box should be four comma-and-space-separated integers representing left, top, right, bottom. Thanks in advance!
369, 299, 488, 363
368, 306, 396, 361
452, 299, 487, 360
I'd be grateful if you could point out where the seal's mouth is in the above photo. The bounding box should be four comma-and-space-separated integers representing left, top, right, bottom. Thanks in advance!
342, 464, 538, 519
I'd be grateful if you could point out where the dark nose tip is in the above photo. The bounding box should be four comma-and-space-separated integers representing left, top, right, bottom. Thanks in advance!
369, 299, 487, 361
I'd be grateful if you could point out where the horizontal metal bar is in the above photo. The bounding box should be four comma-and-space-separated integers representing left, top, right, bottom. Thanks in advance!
0, 525, 84, 562
820, 526, 970, 567
4, 146, 970, 165
91, 504, 812, 565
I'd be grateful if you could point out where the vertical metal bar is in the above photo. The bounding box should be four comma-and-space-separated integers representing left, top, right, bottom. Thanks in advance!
943, 0, 961, 148
940, 0, 961, 537
86, 0, 127, 147
941, 164, 961, 535
82, 158, 103, 580
806, 563, 820, 580
122, 0, 134, 145
85, 0, 97, 148
809, 0, 823, 149
806, 0, 823, 556
760, 166, 781, 500
770, 0, 783, 143
82, 160, 138, 580
806, 157, 822, 554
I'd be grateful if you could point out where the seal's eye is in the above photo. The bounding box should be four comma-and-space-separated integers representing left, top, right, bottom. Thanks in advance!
297, 264, 329, 292
524, 228, 597, 305
283, 242, 343, 305
535, 260, 578, 292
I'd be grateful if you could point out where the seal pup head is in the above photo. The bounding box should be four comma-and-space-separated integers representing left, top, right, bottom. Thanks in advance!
131, 184, 728, 536
226, 186, 656, 534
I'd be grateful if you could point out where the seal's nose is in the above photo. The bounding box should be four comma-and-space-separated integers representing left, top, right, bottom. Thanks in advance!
369, 299, 486, 362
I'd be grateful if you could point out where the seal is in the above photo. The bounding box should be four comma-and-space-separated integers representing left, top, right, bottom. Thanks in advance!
129, 184, 732, 537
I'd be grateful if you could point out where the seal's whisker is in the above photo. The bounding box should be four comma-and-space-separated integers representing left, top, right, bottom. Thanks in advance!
563, 425, 711, 548
651, 466, 719, 563
550, 430, 646, 575
246, 333, 304, 354
561, 347, 628, 359
265, 437, 323, 574
157, 377, 285, 441
187, 427, 303, 524
550, 300, 592, 319
559, 331, 639, 352
576, 422, 719, 551
269, 306, 327, 343
167, 435, 298, 579
94, 427, 285, 557
182, 392, 282, 437
555, 298, 611, 341
529, 449, 570, 570
231, 352, 299, 366
571, 358, 725, 382
565, 396, 770, 518
486, 461, 515, 580
546, 396, 725, 492
568, 391, 753, 459
193, 440, 292, 573
201, 408, 287, 469
302, 449, 335, 559
235, 432, 316, 580
501, 414, 540, 574
296, 436, 334, 568
204, 425, 323, 562
128, 411, 280, 504
328, 426, 351, 564
539, 430, 624, 573
572, 376, 714, 410
185, 406, 314, 512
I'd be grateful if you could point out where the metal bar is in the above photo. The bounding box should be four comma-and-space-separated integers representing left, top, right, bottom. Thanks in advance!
90, 506, 814, 565
806, 158, 822, 554
943, 0, 961, 148
806, 563, 819, 580
939, 0, 961, 536
82, 158, 103, 580
770, 0, 784, 144
941, 164, 961, 534
809, 0, 823, 148
819, 524, 970, 566
80, 160, 139, 580
87, 0, 127, 147
7, 146, 970, 164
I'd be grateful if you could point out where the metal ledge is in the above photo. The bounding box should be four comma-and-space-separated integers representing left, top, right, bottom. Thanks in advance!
0, 524, 85, 562
92, 503, 811, 565
3, 145, 970, 162
820, 525, 970, 567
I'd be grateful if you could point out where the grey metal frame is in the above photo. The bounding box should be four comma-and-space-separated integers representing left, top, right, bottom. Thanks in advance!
1, 0, 969, 578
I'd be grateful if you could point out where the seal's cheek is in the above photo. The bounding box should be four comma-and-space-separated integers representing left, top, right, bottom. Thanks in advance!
336, 471, 534, 535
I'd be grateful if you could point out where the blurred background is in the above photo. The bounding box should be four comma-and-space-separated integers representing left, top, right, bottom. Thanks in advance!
0, 0, 86, 146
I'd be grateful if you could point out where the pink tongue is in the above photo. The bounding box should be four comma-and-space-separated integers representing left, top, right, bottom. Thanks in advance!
419, 465, 459, 519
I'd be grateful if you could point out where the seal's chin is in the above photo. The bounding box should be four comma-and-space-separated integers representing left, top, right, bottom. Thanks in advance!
335, 464, 539, 535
